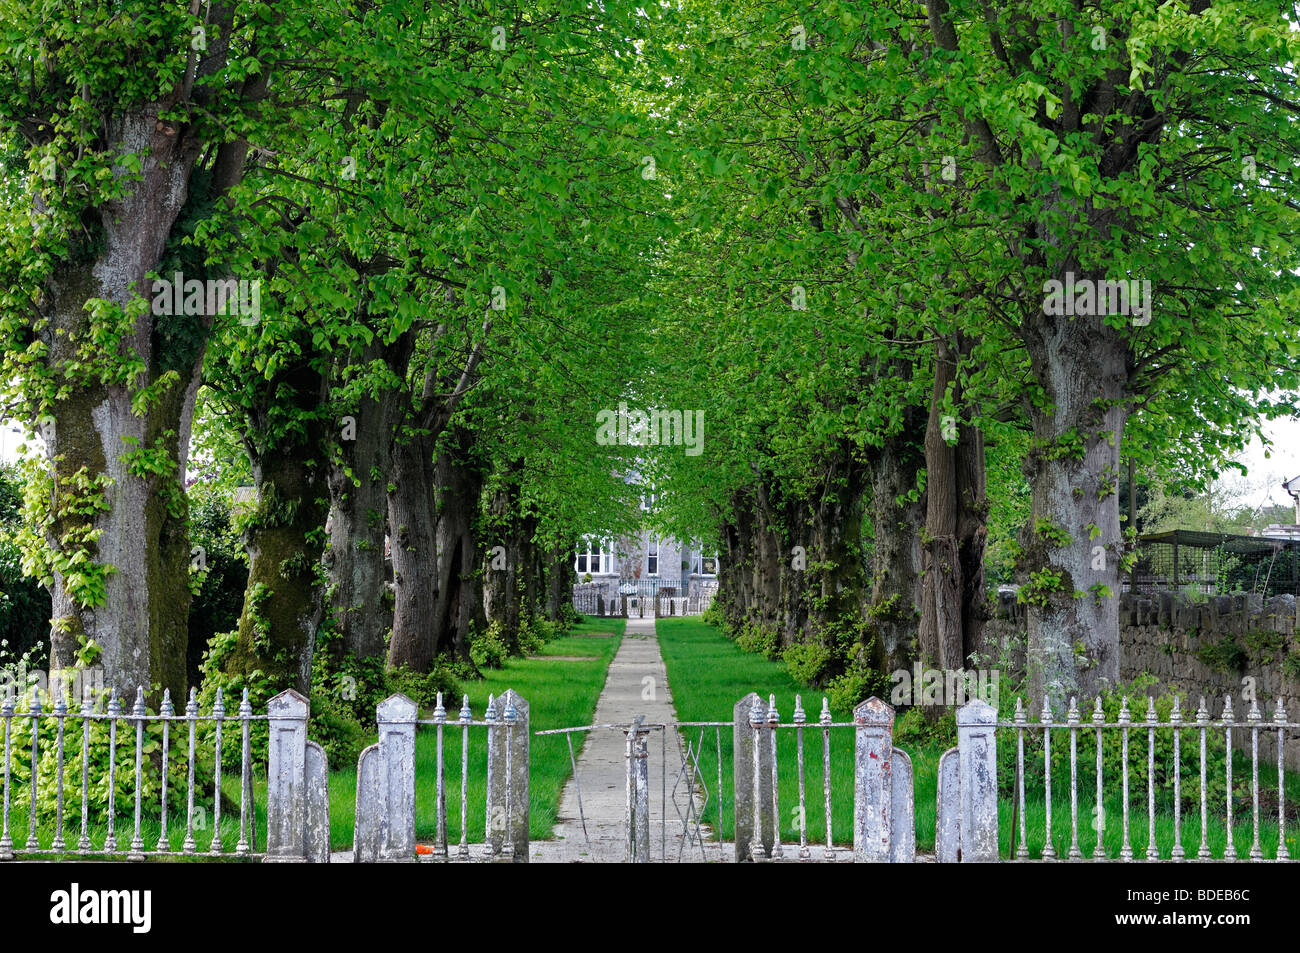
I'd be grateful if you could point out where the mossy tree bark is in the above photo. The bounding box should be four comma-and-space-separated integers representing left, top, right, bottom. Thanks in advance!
325, 330, 413, 663
866, 409, 927, 677
32, 73, 265, 703
224, 357, 331, 695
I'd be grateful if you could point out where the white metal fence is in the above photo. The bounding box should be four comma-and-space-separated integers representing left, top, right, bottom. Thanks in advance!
0, 685, 328, 863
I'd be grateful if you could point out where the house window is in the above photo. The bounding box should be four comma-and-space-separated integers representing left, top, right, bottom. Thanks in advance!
648, 538, 659, 576
576, 538, 607, 575
692, 549, 719, 575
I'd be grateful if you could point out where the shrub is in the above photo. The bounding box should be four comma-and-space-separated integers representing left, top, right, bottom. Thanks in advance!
893, 706, 958, 749
735, 621, 779, 660
385, 663, 460, 711
470, 622, 509, 670
700, 599, 723, 628
307, 691, 372, 769
0, 464, 50, 666
1195, 635, 1247, 673
826, 642, 890, 711
782, 641, 834, 686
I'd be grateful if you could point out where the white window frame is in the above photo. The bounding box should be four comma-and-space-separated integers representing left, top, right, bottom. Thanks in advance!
647, 537, 659, 577
692, 548, 719, 576
576, 537, 612, 576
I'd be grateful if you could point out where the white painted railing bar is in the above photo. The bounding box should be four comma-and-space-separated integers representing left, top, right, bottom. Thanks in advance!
1, 685, 322, 862
991, 693, 1296, 862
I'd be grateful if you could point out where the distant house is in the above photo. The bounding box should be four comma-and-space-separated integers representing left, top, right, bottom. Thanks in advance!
573, 482, 719, 612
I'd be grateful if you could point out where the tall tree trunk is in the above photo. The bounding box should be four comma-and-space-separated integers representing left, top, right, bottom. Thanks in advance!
224, 362, 330, 695
431, 429, 485, 664
483, 466, 524, 650
386, 431, 438, 672
955, 374, 989, 668
1019, 271, 1128, 710
919, 339, 962, 671
324, 332, 412, 663
40, 111, 214, 704
866, 411, 926, 677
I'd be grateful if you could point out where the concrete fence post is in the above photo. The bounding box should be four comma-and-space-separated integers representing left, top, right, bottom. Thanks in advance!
733, 693, 773, 861
852, 697, 915, 862
354, 693, 417, 863
265, 690, 329, 863
936, 746, 961, 862
625, 716, 651, 862
956, 698, 999, 862
487, 690, 530, 862
853, 697, 894, 862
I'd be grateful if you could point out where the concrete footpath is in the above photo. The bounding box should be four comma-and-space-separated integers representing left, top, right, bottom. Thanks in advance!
531, 615, 720, 862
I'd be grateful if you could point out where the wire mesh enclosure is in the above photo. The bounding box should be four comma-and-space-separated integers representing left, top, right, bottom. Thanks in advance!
1129, 530, 1300, 599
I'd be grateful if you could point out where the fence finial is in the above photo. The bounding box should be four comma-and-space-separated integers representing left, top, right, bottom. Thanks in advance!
1247, 696, 1261, 723
749, 694, 764, 727
1014, 697, 1026, 723
161, 688, 174, 717
240, 688, 252, 717
1145, 695, 1156, 724
504, 694, 517, 725
1118, 696, 1130, 724
1275, 697, 1288, 725
108, 687, 120, 716
433, 692, 446, 723
1092, 697, 1104, 724
485, 695, 498, 724
30, 685, 41, 715
459, 694, 471, 723
1039, 695, 1051, 724
767, 694, 779, 725
1222, 694, 1234, 724
133, 686, 147, 717
819, 697, 831, 726
213, 688, 226, 716
1170, 695, 1182, 723
2, 691, 13, 716
1067, 697, 1079, 724
793, 695, 805, 724
54, 684, 67, 715
186, 687, 199, 717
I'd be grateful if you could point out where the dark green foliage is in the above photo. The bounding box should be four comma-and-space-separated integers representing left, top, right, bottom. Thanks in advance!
0, 463, 50, 666
1196, 635, 1248, 674
186, 487, 247, 688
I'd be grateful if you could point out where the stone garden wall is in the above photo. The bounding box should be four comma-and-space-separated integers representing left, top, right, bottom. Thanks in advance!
988, 590, 1300, 768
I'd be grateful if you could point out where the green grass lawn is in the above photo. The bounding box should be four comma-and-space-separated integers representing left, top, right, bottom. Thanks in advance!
658, 616, 1300, 859
327, 616, 625, 849
657, 617, 861, 849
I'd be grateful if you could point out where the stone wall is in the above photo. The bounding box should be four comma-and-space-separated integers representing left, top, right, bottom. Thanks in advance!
988, 589, 1300, 767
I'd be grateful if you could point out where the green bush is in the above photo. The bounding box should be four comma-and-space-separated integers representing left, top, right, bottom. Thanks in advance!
0, 464, 50, 667
470, 621, 509, 670
893, 706, 958, 749
735, 621, 779, 660
554, 602, 582, 630
307, 690, 372, 770
186, 487, 248, 687
385, 663, 460, 711
700, 598, 723, 628
782, 641, 834, 686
